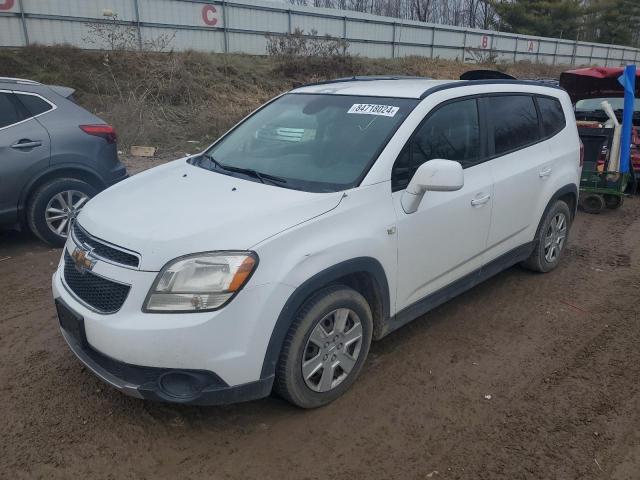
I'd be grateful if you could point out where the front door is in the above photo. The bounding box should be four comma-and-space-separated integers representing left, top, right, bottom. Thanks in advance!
392, 97, 493, 313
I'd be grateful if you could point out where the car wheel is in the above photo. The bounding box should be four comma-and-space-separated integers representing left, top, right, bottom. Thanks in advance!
27, 178, 97, 247
603, 194, 624, 210
274, 285, 373, 408
521, 200, 571, 273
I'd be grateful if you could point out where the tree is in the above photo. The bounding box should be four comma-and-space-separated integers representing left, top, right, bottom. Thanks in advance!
583, 0, 640, 46
491, 0, 584, 39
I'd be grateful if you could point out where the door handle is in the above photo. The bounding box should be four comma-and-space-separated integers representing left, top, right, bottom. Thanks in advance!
539, 167, 552, 178
11, 140, 42, 149
471, 194, 491, 207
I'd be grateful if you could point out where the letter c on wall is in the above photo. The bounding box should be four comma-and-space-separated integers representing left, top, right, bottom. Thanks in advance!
0, 0, 15, 11
202, 5, 218, 26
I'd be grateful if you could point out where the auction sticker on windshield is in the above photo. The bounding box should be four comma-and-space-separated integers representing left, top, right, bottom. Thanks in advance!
348, 104, 399, 117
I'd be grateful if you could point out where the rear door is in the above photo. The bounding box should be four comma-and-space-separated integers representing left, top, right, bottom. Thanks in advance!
0, 91, 51, 224
482, 94, 548, 261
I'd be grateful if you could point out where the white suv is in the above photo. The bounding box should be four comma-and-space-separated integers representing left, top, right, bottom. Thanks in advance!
52, 77, 581, 408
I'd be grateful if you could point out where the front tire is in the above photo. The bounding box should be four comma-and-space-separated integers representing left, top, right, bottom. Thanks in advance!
521, 200, 571, 273
274, 285, 373, 408
27, 178, 97, 247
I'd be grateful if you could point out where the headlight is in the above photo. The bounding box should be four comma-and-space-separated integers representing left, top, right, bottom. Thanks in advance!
143, 252, 258, 313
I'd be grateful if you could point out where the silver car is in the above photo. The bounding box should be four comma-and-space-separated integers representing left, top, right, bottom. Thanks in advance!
0, 77, 127, 246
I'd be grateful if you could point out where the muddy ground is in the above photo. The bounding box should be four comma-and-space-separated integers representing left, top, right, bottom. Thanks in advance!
1, 185, 639, 479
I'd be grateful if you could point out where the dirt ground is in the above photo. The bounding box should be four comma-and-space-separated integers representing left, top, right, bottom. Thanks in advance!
1, 185, 639, 479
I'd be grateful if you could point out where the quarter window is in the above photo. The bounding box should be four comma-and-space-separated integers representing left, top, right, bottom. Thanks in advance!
17, 93, 53, 117
537, 96, 566, 137
0, 93, 22, 129
392, 98, 480, 190
488, 95, 540, 155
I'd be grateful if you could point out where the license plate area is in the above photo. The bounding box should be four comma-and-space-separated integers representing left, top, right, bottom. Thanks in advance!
55, 300, 87, 347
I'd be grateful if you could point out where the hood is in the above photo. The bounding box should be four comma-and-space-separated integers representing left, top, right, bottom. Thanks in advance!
77, 158, 344, 270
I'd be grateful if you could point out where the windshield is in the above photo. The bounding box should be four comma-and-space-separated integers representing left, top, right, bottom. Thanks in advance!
575, 97, 640, 112
199, 93, 418, 192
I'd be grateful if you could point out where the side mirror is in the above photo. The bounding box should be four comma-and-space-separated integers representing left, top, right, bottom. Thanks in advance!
401, 159, 464, 214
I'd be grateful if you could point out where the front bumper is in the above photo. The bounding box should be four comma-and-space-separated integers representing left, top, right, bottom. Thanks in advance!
56, 298, 273, 405
52, 238, 295, 404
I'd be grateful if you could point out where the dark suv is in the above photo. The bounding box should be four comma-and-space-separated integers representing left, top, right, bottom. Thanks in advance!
0, 77, 127, 246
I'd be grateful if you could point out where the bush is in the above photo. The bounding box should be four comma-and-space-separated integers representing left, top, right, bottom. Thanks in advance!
266, 28, 361, 80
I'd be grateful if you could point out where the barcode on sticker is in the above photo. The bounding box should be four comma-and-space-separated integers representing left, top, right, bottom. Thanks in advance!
348, 104, 399, 117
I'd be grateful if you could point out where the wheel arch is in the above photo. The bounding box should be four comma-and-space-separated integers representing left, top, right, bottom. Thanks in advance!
18, 165, 106, 222
260, 257, 390, 380
534, 183, 578, 241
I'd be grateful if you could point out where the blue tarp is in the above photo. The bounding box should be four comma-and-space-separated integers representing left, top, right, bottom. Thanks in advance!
617, 65, 636, 174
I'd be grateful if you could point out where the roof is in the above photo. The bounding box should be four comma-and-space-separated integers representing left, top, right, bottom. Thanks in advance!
561, 67, 639, 80
291, 78, 459, 99
560, 67, 639, 102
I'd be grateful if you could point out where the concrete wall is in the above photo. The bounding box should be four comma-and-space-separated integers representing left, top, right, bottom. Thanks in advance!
1, 0, 638, 66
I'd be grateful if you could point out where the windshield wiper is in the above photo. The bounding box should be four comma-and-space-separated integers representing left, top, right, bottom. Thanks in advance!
221, 165, 288, 185
201, 153, 287, 185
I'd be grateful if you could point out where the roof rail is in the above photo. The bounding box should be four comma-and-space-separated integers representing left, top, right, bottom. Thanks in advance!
420, 79, 564, 99
0, 77, 41, 85
300, 75, 434, 88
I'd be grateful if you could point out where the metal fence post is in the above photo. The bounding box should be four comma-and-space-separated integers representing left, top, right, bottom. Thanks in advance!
222, 0, 229, 53
17, 0, 29, 46
132, 0, 142, 50
391, 22, 396, 58
489, 33, 495, 61
605, 46, 610, 67
461, 29, 467, 62
430, 26, 435, 59
287, 9, 291, 34
571, 40, 577, 66
552, 40, 558, 65
589, 45, 594, 66
513, 36, 518, 63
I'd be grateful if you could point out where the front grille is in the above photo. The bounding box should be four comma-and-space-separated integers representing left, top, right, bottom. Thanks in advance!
63, 252, 130, 313
73, 223, 139, 268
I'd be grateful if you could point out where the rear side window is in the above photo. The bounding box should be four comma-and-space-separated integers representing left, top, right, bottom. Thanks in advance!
488, 95, 540, 155
0, 93, 22, 128
17, 93, 53, 116
537, 96, 566, 137
392, 98, 480, 190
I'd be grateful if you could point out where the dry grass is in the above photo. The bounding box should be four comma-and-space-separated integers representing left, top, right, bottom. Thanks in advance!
0, 45, 571, 154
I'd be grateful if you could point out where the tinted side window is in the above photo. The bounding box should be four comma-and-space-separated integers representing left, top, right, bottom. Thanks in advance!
392, 99, 480, 190
488, 95, 539, 155
537, 96, 565, 137
17, 93, 53, 116
0, 93, 22, 129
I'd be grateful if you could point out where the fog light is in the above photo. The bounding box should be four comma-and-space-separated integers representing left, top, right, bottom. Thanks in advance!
158, 371, 204, 399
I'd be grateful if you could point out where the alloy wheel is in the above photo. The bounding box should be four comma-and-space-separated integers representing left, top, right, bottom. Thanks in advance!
543, 212, 567, 263
45, 190, 89, 238
302, 308, 363, 393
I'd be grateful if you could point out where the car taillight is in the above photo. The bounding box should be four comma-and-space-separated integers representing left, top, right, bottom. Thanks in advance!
80, 124, 117, 144
579, 140, 584, 167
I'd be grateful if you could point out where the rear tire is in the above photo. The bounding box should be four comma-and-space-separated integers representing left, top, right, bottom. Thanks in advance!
521, 200, 571, 273
274, 285, 373, 408
27, 178, 97, 247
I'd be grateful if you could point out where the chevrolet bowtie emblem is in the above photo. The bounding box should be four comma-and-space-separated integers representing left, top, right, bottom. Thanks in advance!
71, 246, 96, 274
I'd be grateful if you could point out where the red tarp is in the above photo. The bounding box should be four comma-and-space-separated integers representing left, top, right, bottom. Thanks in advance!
560, 67, 640, 103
